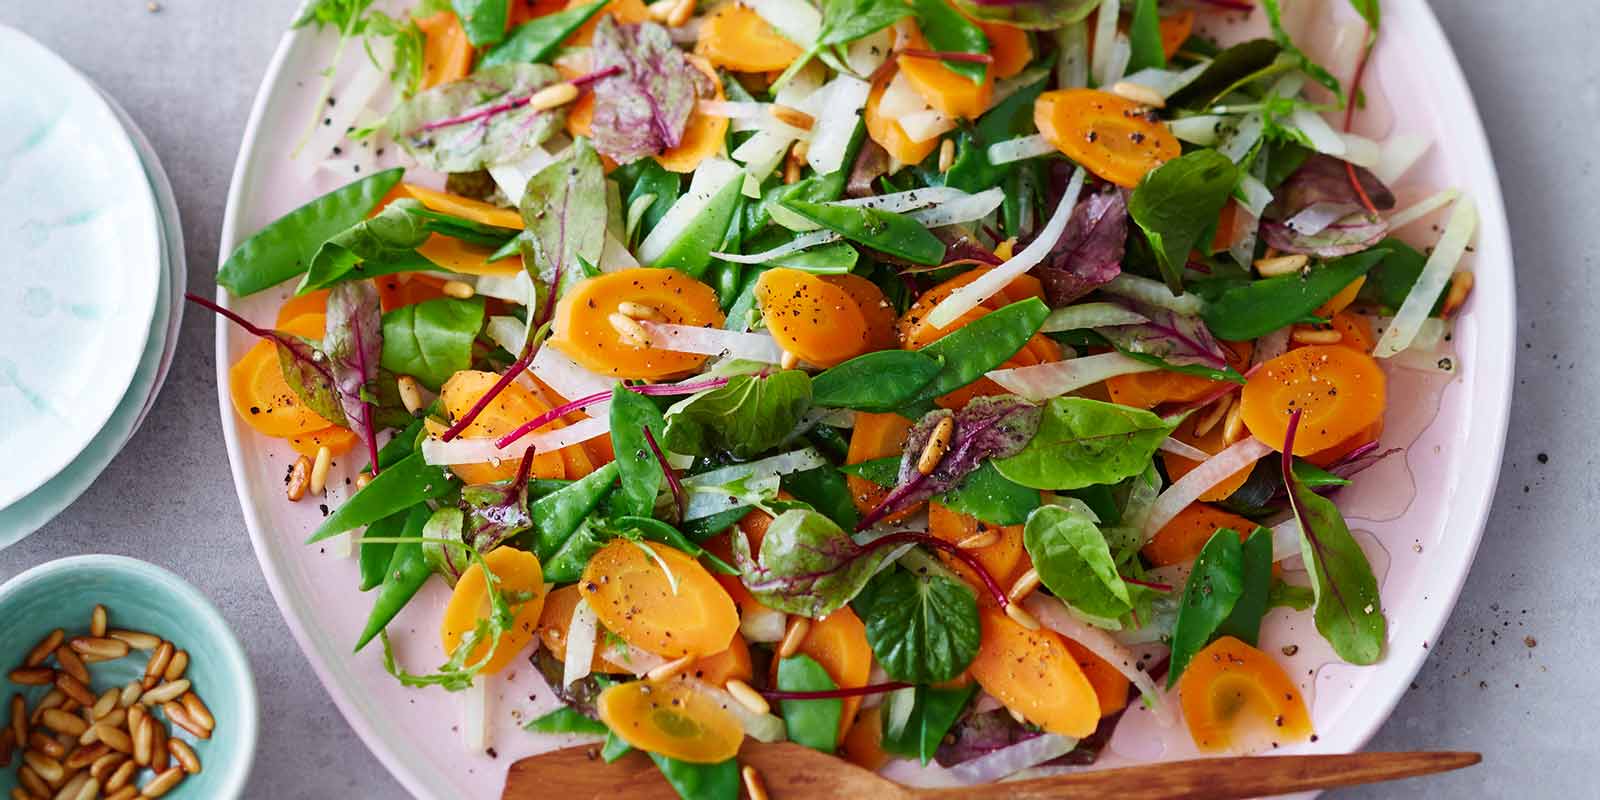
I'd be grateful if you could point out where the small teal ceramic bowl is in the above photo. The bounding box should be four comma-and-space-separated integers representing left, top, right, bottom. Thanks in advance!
0, 556, 257, 798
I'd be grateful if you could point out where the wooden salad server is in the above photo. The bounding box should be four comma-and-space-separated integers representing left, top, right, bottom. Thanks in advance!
502, 741, 1480, 799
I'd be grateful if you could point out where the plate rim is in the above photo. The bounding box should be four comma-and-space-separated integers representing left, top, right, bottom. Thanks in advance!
0, 25, 165, 508
212, 1, 1517, 796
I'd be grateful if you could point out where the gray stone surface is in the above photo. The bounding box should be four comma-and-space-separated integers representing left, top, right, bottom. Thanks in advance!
0, 2, 1589, 797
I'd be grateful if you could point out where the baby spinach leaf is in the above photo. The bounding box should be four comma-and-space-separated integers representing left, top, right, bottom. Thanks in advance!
1201, 248, 1386, 340
379, 296, 485, 390
777, 655, 844, 753
450, 0, 509, 47
1268, 580, 1315, 611
811, 350, 942, 412
520, 139, 607, 316
879, 683, 977, 765
994, 398, 1177, 491
1023, 502, 1131, 622
218, 168, 404, 296
1166, 526, 1273, 686
732, 509, 887, 618
591, 17, 710, 164
647, 754, 740, 800
1282, 413, 1385, 665
911, 0, 991, 84
662, 371, 813, 459
853, 569, 979, 684
1167, 39, 1284, 110
781, 464, 860, 532
909, 297, 1050, 404
531, 462, 619, 561
1126, 0, 1166, 73
774, 0, 912, 88
781, 200, 947, 266
543, 517, 612, 584
936, 462, 1039, 526
523, 706, 608, 735
1129, 150, 1239, 294
297, 199, 437, 293
479, 0, 606, 67
388, 63, 566, 172
609, 385, 668, 519
949, 0, 1098, 29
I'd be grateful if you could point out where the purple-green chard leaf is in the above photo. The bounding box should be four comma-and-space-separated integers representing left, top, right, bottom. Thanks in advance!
387, 63, 566, 172
1036, 187, 1127, 307
589, 17, 711, 165
732, 508, 889, 618
520, 138, 607, 325
324, 280, 385, 472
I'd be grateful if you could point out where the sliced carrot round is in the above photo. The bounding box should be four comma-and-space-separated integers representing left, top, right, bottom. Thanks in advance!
288, 426, 360, 459
756, 268, 872, 367
773, 608, 872, 744
1328, 310, 1377, 353
435, 370, 568, 484
841, 704, 891, 772
896, 23, 995, 120
228, 313, 334, 438
1063, 638, 1130, 717
973, 19, 1032, 79
1177, 635, 1313, 753
1105, 340, 1253, 410
1314, 276, 1366, 317
1306, 418, 1384, 469
823, 273, 899, 351
551, 267, 725, 380
400, 183, 525, 229
440, 547, 547, 675
968, 607, 1101, 737
538, 584, 633, 674
1160, 10, 1196, 59
580, 540, 739, 658
1142, 503, 1259, 568
566, 0, 650, 46
597, 679, 745, 763
928, 503, 1032, 605
655, 56, 730, 174
846, 412, 916, 523
418, 10, 473, 90
1240, 345, 1386, 455
694, 4, 803, 72
683, 633, 753, 687
865, 68, 942, 167
276, 289, 329, 326
1161, 411, 1253, 502
510, 0, 567, 25
1035, 89, 1181, 188
377, 274, 450, 313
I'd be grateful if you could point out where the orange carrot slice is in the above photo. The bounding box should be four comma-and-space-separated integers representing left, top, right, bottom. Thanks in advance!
865, 68, 942, 167
846, 412, 916, 523
376, 274, 450, 313
399, 184, 525, 229
538, 584, 633, 674
969, 607, 1101, 737
439, 547, 547, 675
841, 705, 891, 772
823, 273, 899, 352
974, 18, 1031, 79
684, 633, 754, 687
655, 56, 730, 174
597, 679, 744, 763
781, 608, 872, 744
418, 11, 474, 90
1177, 636, 1313, 753
928, 503, 1032, 605
1035, 89, 1181, 188
896, 23, 995, 120
1240, 345, 1386, 455
566, 0, 650, 46
580, 540, 739, 658
1314, 276, 1366, 317
1160, 10, 1195, 59
695, 4, 804, 73
228, 313, 334, 438
551, 268, 725, 380
288, 426, 361, 459
1142, 503, 1259, 568
755, 268, 873, 367
434, 370, 569, 484
1105, 340, 1252, 410
1063, 638, 1130, 717
276, 289, 329, 326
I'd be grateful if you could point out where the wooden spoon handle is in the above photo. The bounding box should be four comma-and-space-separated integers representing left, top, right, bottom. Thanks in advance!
923, 751, 1482, 800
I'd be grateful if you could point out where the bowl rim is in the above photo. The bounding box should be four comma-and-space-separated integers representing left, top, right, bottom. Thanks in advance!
0, 554, 260, 800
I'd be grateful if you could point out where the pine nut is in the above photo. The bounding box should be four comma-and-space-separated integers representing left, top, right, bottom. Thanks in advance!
790, 140, 809, 165
117, 683, 141, 709
70, 637, 131, 662
9, 786, 29, 800
26, 630, 65, 667
106, 786, 138, 800
616, 301, 661, 321
125, 706, 146, 739
10, 668, 55, 686
741, 765, 769, 800
527, 81, 580, 113
607, 312, 651, 348
179, 693, 214, 732
778, 616, 811, 659
106, 631, 160, 652
1254, 253, 1308, 277
1004, 602, 1040, 631
160, 704, 209, 741
779, 351, 800, 370
85, 709, 124, 740
65, 742, 108, 770
29, 732, 65, 759
1007, 569, 1041, 604
140, 680, 190, 706
769, 104, 815, 131
62, 775, 98, 800
90, 691, 117, 722
151, 719, 169, 772
132, 715, 152, 766
141, 767, 184, 798
286, 455, 311, 502
105, 759, 137, 792
441, 279, 476, 299
19, 764, 52, 797
1109, 80, 1166, 108
916, 416, 955, 476
168, 738, 200, 775
644, 654, 695, 682
0, 727, 11, 769
355, 472, 373, 491
94, 725, 131, 755
1191, 395, 1231, 438
724, 679, 769, 715
23, 750, 64, 784
90, 605, 108, 639
40, 710, 86, 738
647, 0, 676, 22
54, 645, 89, 685
30, 691, 64, 724
1290, 326, 1342, 345
309, 445, 332, 496
783, 153, 801, 184
54, 673, 94, 707
10, 694, 26, 750
144, 643, 173, 686
1222, 400, 1245, 445
1441, 270, 1473, 317
89, 752, 124, 780
396, 375, 425, 414
1009, 706, 1028, 725
938, 138, 956, 173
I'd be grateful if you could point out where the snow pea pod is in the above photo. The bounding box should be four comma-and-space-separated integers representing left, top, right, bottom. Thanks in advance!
358, 511, 410, 592
907, 297, 1049, 404
648, 754, 739, 800
217, 168, 404, 296
543, 517, 609, 584
1202, 249, 1385, 340
355, 503, 435, 651
451, 0, 510, 48
531, 461, 620, 561
307, 451, 458, 543
609, 386, 668, 518
655, 178, 745, 278
781, 200, 948, 266
478, 0, 607, 67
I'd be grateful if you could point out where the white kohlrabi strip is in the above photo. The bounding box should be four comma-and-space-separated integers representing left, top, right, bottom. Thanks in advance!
710, 229, 841, 264
1291, 108, 1347, 156
1168, 114, 1229, 147
746, 0, 821, 49
641, 322, 785, 363
296, 46, 388, 180
1374, 196, 1478, 357
684, 448, 828, 493
461, 676, 490, 752
732, 128, 799, 189
1374, 134, 1431, 185
1056, 20, 1090, 89
987, 134, 1057, 166
741, 604, 787, 643
1040, 302, 1149, 332
474, 271, 536, 305
1142, 437, 1276, 542
1025, 594, 1175, 726
687, 679, 788, 743
1338, 132, 1382, 169
845, 28, 893, 77
485, 315, 529, 357
808, 76, 871, 175
907, 187, 1006, 228
1234, 173, 1274, 218
832, 186, 968, 213
530, 345, 614, 408
987, 352, 1158, 402
925, 167, 1085, 329
1230, 152, 1270, 267
1102, 274, 1207, 315
1386, 188, 1460, 231
563, 599, 597, 688
600, 231, 639, 271
323, 458, 357, 558
1121, 61, 1209, 100
696, 100, 770, 121
1090, 0, 1121, 86
878, 70, 929, 120
947, 734, 1078, 785
638, 158, 744, 264
487, 145, 557, 206
420, 417, 609, 466
1159, 437, 1213, 462
1217, 111, 1265, 163
683, 475, 780, 521
899, 108, 957, 144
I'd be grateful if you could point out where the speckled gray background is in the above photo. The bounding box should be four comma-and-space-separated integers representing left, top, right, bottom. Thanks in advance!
0, 2, 1589, 797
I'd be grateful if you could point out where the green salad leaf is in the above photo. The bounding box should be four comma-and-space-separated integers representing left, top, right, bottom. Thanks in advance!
853, 568, 979, 684
777, 655, 844, 753
609, 385, 669, 519
379, 296, 485, 390
663, 371, 813, 459
732, 509, 887, 618
1023, 502, 1132, 622
1129, 150, 1239, 294
480, 0, 606, 67
1167, 526, 1273, 686
994, 398, 1178, 491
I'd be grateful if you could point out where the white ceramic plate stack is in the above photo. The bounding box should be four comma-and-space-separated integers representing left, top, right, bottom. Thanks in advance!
0, 26, 187, 548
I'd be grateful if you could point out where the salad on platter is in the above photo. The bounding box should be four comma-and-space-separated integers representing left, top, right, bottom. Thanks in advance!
204, 0, 1479, 793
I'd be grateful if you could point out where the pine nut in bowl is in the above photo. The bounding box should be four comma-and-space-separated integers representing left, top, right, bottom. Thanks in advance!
0, 556, 256, 799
